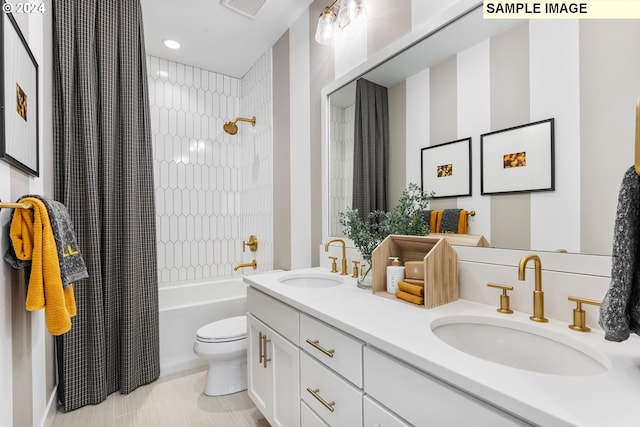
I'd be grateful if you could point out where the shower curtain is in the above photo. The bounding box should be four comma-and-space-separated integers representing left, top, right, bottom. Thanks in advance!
52, 0, 159, 411
352, 78, 389, 220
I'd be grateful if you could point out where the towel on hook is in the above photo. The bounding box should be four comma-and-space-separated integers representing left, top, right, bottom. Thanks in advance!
599, 166, 640, 341
4, 195, 88, 289
423, 210, 442, 234
6, 197, 77, 335
440, 209, 462, 233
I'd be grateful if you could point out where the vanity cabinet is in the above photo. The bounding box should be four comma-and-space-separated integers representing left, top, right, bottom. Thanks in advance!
364, 346, 530, 426
247, 288, 300, 427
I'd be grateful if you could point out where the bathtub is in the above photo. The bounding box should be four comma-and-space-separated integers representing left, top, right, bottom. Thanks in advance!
158, 278, 247, 377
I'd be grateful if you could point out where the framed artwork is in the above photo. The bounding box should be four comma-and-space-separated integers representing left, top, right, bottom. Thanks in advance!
480, 118, 554, 195
421, 137, 471, 198
0, 9, 39, 176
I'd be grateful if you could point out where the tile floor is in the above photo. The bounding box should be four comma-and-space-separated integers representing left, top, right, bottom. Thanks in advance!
52, 368, 270, 427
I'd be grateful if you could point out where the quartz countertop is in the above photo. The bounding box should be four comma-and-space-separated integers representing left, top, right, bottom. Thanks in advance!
244, 267, 640, 427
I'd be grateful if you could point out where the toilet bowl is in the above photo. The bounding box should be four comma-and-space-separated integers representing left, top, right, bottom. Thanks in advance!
193, 315, 248, 396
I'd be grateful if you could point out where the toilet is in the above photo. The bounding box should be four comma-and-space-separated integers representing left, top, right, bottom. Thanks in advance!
193, 315, 248, 396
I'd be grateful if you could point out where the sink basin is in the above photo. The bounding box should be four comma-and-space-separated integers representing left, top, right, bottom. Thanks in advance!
431, 315, 609, 376
279, 272, 344, 288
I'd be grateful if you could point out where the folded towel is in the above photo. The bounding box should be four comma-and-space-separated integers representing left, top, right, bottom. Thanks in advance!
440, 209, 462, 233
599, 166, 640, 341
398, 281, 424, 297
458, 209, 469, 234
4, 195, 88, 289
395, 290, 424, 305
8, 197, 76, 335
402, 278, 425, 286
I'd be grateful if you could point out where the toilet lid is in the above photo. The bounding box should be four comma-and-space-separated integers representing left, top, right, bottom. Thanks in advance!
196, 315, 247, 343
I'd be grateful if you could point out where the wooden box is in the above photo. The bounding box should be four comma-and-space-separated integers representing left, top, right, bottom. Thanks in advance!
428, 233, 490, 248
371, 235, 458, 309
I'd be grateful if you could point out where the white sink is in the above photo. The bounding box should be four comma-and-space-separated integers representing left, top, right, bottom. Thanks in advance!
279, 272, 344, 288
431, 315, 609, 376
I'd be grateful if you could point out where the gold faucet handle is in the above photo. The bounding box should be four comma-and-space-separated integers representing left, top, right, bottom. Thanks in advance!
568, 296, 601, 332
351, 261, 360, 278
243, 235, 259, 252
487, 283, 514, 314
328, 256, 338, 273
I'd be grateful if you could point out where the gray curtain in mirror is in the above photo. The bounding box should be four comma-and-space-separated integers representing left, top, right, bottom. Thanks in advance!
52, 0, 159, 411
353, 78, 389, 220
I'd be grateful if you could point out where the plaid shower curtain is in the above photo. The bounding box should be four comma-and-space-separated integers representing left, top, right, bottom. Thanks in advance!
52, 0, 160, 411
352, 78, 389, 221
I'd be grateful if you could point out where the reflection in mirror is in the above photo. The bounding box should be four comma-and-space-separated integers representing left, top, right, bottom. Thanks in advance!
326, 4, 640, 256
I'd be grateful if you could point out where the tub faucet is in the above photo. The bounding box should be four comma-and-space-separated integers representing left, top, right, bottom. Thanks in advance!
518, 254, 548, 323
234, 260, 257, 271
324, 238, 348, 275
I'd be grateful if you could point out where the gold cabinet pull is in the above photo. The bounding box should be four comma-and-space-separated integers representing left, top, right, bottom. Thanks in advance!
305, 339, 335, 358
261, 333, 271, 368
568, 296, 602, 332
306, 387, 335, 412
258, 331, 264, 364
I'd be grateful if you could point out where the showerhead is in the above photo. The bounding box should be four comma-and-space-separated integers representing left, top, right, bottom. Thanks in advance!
223, 121, 238, 135
223, 116, 256, 135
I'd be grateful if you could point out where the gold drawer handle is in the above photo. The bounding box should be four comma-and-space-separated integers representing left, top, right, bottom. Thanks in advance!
305, 339, 335, 358
306, 387, 335, 412
261, 333, 271, 368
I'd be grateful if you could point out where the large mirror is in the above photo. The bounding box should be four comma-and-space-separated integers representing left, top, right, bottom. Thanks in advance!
324, 4, 640, 256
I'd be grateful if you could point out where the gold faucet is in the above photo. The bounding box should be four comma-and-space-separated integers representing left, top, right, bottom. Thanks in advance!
234, 260, 257, 271
324, 239, 348, 275
518, 254, 548, 323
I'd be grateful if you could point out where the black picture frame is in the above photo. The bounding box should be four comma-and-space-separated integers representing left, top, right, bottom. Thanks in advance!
421, 137, 472, 198
480, 118, 554, 195
0, 8, 39, 176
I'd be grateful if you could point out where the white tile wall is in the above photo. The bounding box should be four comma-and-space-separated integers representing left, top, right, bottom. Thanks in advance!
329, 104, 354, 236
147, 56, 244, 285
240, 50, 274, 274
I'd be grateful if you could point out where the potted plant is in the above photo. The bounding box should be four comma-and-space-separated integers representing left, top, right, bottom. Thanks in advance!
338, 183, 434, 289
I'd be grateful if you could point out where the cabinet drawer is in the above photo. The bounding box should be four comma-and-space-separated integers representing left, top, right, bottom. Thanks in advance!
364, 347, 530, 426
363, 396, 411, 427
301, 401, 329, 427
300, 352, 363, 427
247, 287, 299, 344
300, 313, 363, 387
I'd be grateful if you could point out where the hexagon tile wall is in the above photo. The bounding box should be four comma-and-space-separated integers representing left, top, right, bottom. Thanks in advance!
147, 55, 244, 285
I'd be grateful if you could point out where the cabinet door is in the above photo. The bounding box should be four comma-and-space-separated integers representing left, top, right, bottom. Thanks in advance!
247, 314, 273, 420
363, 396, 411, 427
270, 326, 300, 427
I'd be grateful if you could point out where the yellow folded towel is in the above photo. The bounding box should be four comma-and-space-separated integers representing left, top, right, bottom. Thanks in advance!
10, 197, 76, 335
395, 290, 424, 305
398, 281, 424, 297
430, 210, 442, 233
458, 209, 469, 234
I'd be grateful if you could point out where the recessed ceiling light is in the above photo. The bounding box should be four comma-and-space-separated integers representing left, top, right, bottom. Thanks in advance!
163, 39, 181, 49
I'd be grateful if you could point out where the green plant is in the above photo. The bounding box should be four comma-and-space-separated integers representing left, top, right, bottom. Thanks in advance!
338, 183, 434, 267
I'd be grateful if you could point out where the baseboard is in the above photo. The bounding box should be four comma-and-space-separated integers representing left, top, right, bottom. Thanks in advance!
40, 385, 58, 427
160, 359, 206, 378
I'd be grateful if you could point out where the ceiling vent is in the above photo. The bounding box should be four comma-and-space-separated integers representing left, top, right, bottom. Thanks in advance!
219, 0, 267, 19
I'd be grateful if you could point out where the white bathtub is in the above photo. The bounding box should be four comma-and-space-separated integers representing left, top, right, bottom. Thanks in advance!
158, 278, 248, 377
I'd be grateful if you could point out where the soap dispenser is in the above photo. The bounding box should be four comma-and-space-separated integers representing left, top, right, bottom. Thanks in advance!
386, 257, 405, 294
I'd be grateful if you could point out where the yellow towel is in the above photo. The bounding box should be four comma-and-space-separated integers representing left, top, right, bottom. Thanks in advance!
398, 281, 424, 297
10, 197, 76, 335
458, 209, 469, 234
430, 210, 442, 233
395, 290, 424, 305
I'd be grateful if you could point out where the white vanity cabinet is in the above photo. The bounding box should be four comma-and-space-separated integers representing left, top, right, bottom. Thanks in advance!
247, 288, 300, 427
363, 347, 531, 426
299, 313, 364, 426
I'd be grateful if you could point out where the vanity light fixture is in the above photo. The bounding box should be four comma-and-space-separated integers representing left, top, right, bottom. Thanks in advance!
315, 0, 366, 45
162, 39, 181, 49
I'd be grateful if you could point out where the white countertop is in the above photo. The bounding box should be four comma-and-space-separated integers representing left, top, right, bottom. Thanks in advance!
245, 267, 640, 427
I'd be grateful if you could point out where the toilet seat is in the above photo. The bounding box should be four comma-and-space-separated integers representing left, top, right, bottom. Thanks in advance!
196, 315, 247, 343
